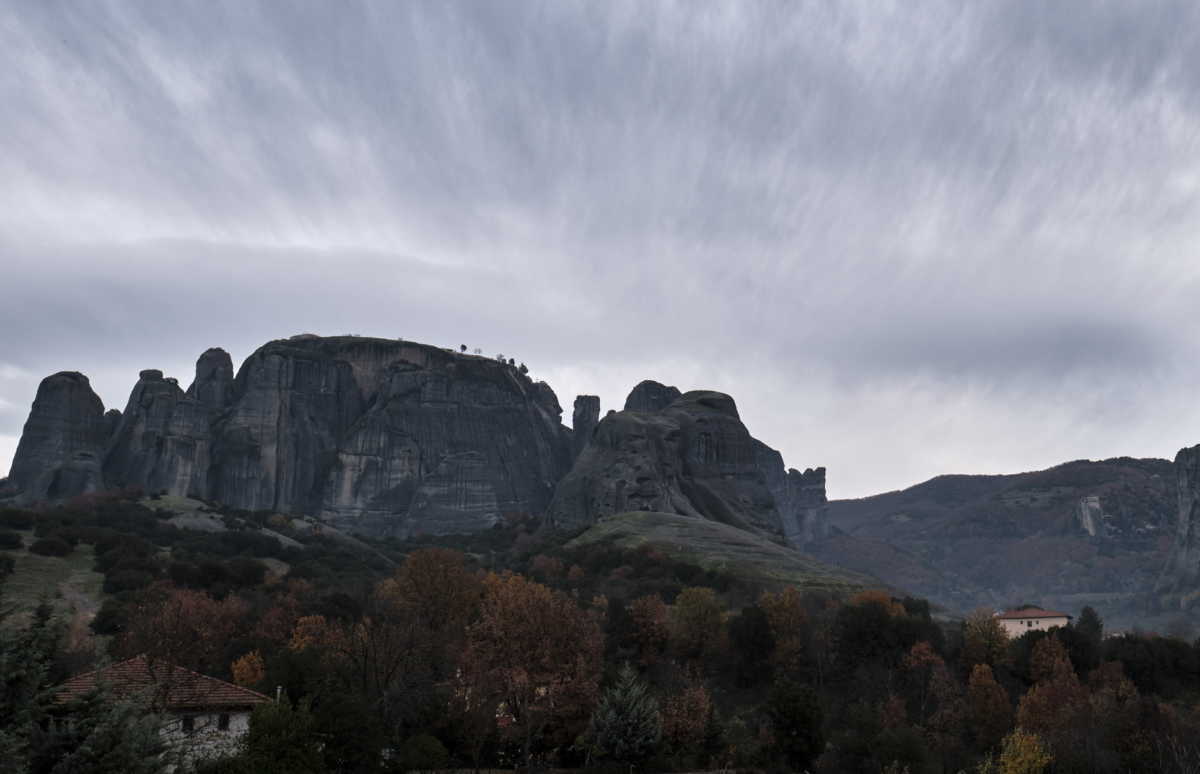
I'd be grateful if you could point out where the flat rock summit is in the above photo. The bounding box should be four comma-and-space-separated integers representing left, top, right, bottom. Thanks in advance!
1, 335, 828, 546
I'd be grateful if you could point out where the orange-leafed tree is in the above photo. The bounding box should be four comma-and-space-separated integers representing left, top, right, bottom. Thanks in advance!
459, 572, 602, 767
661, 673, 714, 765
1016, 637, 1088, 769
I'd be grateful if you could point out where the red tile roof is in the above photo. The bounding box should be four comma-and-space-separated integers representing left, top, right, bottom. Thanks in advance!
996, 607, 1072, 620
55, 656, 271, 710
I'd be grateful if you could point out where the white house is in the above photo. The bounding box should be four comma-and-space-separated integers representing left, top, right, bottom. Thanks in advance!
54, 655, 271, 769
995, 606, 1072, 637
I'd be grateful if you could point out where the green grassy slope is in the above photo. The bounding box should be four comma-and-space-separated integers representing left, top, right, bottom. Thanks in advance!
567, 511, 877, 592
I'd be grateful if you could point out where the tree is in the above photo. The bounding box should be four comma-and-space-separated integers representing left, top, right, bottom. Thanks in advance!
967, 664, 1011, 751
962, 608, 1009, 671
211, 700, 326, 774
759, 587, 809, 669
0, 598, 60, 772
115, 586, 247, 676
37, 687, 169, 774
459, 572, 602, 767
670, 587, 725, 663
978, 729, 1052, 774
627, 595, 669, 666
765, 677, 824, 772
587, 664, 661, 767
460, 344, 467, 353
660, 675, 712, 765
728, 605, 774, 686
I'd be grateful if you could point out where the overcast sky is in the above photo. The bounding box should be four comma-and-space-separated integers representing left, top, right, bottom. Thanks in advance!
3, 1, 1200, 499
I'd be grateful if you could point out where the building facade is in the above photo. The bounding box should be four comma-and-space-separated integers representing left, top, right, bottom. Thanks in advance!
995, 606, 1072, 637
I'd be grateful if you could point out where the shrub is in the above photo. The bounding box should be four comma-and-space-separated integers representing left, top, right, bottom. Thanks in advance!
0, 508, 36, 530
91, 598, 130, 635
29, 536, 73, 557
396, 733, 449, 771
0, 530, 23, 550
103, 569, 157, 594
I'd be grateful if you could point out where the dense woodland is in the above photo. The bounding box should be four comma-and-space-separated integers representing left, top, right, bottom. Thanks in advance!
3, 491, 1200, 773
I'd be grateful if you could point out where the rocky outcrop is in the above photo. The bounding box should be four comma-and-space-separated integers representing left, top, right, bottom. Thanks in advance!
572, 395, 600, 459
103, 364, 217, 498
1159, 444, 1200, 592
207, 336, 572, 536
623, 380, 682, 413
7, 372, 109, 502
547, 387, 825, 547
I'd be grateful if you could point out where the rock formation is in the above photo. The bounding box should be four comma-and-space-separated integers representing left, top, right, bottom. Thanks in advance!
547, 385, 826, 547
8, 372, 110, 501
623, 380, 682, 413
4, 335, 826, 546
6, 336, 574, 538
571, 395, 600, 459
1159, 444, 1200, 592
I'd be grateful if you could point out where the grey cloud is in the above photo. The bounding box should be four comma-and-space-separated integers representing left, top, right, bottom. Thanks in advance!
3, 1, 1200, 496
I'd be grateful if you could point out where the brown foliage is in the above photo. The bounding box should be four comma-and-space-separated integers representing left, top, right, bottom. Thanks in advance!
962, 608, 1010, 671
759, 586, 809, 666
115, 585, 248, 676
670, 586, 725, 662
458, 572, 603, 764
661, 674, 713, 754
628, 595, 670, 666
967, 663, 1012, 751
232, 649, 266, 688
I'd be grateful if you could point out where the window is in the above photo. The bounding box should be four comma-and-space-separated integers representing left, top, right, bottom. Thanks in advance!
181, 715, 195, 734
218, 713, 230, 731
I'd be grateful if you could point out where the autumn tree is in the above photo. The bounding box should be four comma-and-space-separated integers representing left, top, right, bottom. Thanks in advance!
660, 674, 714, 766
978, 728, 1052, 774
962, 608, 1009, 672
759, 586, 809, 669
670, 587, 725, 663
627, 595, 669, 666
459, 572, 602, 767
1016, 637, 1088, 769
116, 586, 248, 677
967, 663, 1012, 751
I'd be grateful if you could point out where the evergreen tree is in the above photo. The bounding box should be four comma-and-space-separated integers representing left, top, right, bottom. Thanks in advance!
37, 688, 169, 774
765, 677, 824, 772
587, 664, 661, 767
0, 596, 61, 773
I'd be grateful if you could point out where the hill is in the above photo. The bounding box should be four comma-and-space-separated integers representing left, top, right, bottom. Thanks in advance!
814, 457, 1176, 628
566, 510, 874, 593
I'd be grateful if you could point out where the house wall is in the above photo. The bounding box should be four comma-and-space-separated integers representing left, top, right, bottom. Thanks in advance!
998, 616, 1070, 637
161, 710, 253, 769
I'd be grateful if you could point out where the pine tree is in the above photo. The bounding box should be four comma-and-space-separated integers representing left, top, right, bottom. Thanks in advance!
41, 688, 170, 774
0, 596, 61, 774
587, 664, 662, 767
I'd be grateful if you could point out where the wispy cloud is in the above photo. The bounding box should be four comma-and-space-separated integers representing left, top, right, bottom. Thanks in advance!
3, 1, 1200, 495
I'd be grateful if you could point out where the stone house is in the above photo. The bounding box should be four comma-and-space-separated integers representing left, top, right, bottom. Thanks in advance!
54, 655, 271, 768
995, 606, 1072, 637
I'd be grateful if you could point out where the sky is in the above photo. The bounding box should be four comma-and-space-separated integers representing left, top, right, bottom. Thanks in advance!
3, 1, 1200, 499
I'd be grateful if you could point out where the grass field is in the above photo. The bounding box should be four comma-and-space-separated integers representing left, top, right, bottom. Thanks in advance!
1, 532, 105, 626
567, 511, 877, 593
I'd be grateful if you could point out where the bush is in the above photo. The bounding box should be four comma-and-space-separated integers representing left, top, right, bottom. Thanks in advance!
103, 569, 157, 594
0, 508, 36, 530
91, 598, 129, 635
29, 536, 73, 557
395, 733, 449, 771
0, 530, 23, 550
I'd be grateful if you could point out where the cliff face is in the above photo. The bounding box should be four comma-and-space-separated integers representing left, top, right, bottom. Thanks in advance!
546, 385, 826, 547
4, 336, 825, 545
1159, 444, 1200, 592
8, 372, 110, 501
6, 336, 574, 537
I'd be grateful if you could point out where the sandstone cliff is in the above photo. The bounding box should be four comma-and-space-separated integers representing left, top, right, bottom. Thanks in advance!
546, 384, 826, 547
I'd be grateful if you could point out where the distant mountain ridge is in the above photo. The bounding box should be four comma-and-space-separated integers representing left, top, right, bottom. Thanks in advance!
815, 457, 1179, 626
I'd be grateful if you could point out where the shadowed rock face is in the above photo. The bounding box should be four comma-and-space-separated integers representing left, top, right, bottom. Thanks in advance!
8, 372, 109, 501
547, 386, 825, 547
623, 380, 682, 413
1159, 444, 1200, 591
6, 336, 574, 538
572, 395, 600, 459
